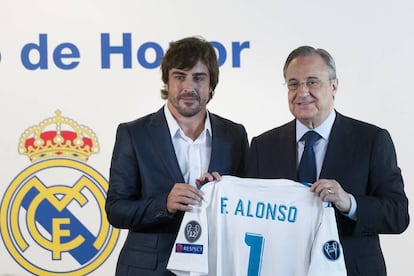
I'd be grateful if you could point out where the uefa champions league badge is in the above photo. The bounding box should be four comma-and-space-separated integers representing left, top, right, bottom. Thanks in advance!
175, 220, 203, 254
323, 240, 341, 261
185, 221, 202, 243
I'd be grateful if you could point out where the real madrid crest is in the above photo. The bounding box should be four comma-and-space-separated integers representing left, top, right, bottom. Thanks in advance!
0, 110, 120, 276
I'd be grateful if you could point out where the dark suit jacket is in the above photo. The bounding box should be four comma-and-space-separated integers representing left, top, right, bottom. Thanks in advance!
247, 111, 409, 276
105, 107, 248, 276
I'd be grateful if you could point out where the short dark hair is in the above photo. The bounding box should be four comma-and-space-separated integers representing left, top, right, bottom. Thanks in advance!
160, 36, 219, 100
283, 46, 337, 80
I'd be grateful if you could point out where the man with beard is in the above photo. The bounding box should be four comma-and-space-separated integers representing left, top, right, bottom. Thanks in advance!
105, 36, 249, 276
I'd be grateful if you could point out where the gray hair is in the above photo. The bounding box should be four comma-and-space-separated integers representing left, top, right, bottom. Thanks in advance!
283, 46, 337, 80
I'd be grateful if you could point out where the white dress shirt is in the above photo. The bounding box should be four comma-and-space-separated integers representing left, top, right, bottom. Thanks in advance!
164, 104, 212, 186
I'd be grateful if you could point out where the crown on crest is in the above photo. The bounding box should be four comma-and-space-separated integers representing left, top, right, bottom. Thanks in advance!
18, 110, 100, 162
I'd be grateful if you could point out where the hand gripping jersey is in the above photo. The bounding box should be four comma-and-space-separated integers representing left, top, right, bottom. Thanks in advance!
167, 176, 347, 276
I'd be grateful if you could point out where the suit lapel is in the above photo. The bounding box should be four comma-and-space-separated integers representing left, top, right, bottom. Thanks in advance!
147, 107, 184, 183
281, 120, 299, 180
208, 114, 226, 172
320, 112, 354, 183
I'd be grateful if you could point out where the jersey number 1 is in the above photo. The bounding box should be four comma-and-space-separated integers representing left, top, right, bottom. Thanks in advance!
244, 233, 264, 276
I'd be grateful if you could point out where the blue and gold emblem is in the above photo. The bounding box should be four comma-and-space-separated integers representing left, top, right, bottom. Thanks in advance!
0, 111, 119, 275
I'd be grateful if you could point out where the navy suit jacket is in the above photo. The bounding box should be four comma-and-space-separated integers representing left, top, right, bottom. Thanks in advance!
247, 111, 409, 276
105, 107, 248, 276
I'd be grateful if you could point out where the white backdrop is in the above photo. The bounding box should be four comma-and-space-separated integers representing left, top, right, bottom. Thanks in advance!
1, 0, 413, 275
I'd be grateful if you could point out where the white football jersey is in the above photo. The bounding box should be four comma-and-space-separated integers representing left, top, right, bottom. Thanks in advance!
167, 176, 347, 276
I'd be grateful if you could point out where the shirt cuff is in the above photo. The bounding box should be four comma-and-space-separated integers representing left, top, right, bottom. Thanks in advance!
344, 194, 357, 220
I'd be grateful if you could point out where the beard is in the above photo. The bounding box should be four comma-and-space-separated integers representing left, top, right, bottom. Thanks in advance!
171, 91, 205, 117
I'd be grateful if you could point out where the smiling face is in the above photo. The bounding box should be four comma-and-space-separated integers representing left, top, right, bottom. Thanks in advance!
166, 60, 211, 118
285, 54, 338, 128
